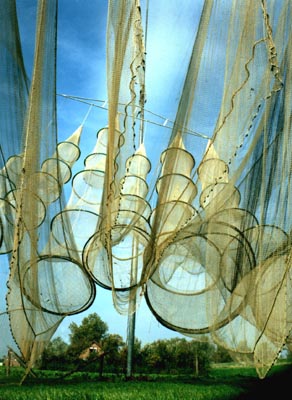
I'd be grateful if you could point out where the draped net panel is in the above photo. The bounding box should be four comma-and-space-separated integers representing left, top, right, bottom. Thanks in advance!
0, 0, 291, 379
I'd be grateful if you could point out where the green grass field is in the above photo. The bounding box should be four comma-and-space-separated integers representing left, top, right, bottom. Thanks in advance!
0, 363, 290, 400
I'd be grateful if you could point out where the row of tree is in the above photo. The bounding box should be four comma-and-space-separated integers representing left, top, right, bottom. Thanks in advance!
39, 313, 233, 376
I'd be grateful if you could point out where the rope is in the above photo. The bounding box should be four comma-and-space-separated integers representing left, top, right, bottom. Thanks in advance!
81, 103, 93, 126
57, 93, 210, 140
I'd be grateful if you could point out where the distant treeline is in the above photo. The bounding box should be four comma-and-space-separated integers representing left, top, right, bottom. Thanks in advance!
40, 336, 233, 375
37, 314, 233, 375
22, 313, 290, 376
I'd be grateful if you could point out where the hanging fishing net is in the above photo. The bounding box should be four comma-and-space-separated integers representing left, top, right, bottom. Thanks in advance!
0, 0, 291, 379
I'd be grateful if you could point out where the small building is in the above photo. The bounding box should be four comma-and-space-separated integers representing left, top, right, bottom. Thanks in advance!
3, 349, 21, 367
79, 341, 103, 361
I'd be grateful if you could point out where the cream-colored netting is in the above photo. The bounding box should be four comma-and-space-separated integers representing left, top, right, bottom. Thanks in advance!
144, 0, 292, 379
0, 0, 291, 380
0, 0, 95, 377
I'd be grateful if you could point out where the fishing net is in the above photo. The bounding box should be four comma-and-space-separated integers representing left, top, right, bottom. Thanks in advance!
0, 0, 95, 376
0, 0, 291, 379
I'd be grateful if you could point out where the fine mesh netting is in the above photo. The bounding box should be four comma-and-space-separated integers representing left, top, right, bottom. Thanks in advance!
0, 0, 291, 380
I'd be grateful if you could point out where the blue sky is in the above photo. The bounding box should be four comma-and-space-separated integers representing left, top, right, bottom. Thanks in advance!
11, 0, 210, 345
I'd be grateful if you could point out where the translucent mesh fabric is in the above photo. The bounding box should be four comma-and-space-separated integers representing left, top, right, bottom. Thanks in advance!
0, 0, 95, 374
144, 0, 292, 379
0, 0, 291, 380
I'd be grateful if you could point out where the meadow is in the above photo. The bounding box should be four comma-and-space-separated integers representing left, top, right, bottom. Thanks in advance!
0, 363, 290, 400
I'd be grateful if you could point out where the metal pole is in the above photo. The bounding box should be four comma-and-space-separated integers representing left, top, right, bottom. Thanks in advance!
126, 238, 138, 378
126, 301, 136, 378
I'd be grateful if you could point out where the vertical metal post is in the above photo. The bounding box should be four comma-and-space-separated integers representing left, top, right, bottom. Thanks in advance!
126, 301, 136, 378
126, 239, 138, 378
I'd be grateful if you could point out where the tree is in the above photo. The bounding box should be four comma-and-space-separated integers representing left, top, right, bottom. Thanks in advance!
102, 334, 125, 373
46, 336, 69, 357
120, 338, 144, 374
165, 338, 192, 371
40, 337, 69, 370
212, 344, 233, 363
140, 338, 214, 375
67, 313, 108, 357
142, 340, 170, 372
188, 340, 214, 376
